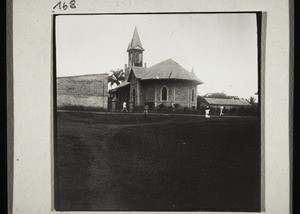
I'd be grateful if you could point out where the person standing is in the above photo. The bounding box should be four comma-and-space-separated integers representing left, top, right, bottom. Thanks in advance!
121, 101, 128, 112
220, 106, 224, 116
144, 103, 149, 118
205, 106, 210, 119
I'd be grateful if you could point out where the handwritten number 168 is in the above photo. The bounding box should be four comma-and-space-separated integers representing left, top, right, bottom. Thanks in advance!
53, 0, 76, 10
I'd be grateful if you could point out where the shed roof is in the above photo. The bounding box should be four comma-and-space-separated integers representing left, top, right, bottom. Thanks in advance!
204, 98, 251, 106
110, 81, 130, 91
141, 59, 203, 84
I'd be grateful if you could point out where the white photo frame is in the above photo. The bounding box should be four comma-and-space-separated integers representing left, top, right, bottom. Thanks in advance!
8, 0, 293, 213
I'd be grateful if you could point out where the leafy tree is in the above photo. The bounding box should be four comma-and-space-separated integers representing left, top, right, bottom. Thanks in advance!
204, 92, 239, 99
108, 69, 125, 86
204, 92, 228, 99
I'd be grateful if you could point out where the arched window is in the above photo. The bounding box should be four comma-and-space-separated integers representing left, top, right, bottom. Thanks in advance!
192, 89, 195, 102
161, 87, 168, 101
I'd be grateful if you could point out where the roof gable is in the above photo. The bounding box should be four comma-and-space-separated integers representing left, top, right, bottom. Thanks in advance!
127, 67, 147, 81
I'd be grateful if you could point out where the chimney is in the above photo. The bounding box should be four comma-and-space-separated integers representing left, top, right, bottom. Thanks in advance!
124, 64, 127, 70
191, 67, 195, 74
144, 62, 147, 68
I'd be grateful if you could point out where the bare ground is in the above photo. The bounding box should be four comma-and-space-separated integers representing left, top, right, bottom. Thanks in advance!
55, 112, 261, 211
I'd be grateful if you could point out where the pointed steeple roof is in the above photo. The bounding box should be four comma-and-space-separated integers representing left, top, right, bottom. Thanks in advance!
127, 27, 145, 52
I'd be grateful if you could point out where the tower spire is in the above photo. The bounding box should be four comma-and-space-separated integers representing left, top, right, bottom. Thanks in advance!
127, 26, 144, 52
127, 27, 145, 67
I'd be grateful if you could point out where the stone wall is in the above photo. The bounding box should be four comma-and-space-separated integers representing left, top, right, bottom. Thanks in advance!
174, 81, 197, 108
56, 74, 108, 109
140, 81, 155, 104
140, 80, 198, 108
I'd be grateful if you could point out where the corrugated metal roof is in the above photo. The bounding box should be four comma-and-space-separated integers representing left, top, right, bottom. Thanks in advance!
204, 98, 251, 106
141, 59, 203, 84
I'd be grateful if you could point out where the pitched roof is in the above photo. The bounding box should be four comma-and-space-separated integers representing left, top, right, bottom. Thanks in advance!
141, 59, 203, 84
130, 66, 147, 79
111, 59, 203, 91
204, 98, 251, 106
109, 81, 130, 91
127, 27, 145, 52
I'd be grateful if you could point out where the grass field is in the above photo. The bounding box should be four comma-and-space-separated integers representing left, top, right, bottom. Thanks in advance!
55, 112, 261, 211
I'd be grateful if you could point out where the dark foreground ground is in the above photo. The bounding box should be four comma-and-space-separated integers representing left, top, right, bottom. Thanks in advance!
55, 112, 261, 211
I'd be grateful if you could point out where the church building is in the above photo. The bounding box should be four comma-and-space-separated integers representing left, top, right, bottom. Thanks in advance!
110, 27, 203, 111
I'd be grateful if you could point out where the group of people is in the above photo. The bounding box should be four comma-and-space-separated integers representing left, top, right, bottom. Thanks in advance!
121, 101, 149, 118
121, 101, 224, 119
205, 105, 224, 119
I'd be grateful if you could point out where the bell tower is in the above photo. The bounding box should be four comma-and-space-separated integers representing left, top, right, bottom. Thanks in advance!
127, 27, 144, 67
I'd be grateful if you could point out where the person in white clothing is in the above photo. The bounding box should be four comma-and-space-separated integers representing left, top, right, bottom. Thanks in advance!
205, 106, 210, 119
121, 101, 128, 112
220, 106, 224, 116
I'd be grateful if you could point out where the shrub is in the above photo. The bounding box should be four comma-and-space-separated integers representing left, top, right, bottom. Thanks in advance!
223, 107, 228, 114
197, 106, 206, 114
158, 103, 166, 110
146, 102, 155, 110
174, 103, 181, 110
58, 105, 107, 112
134, 105, 144, 112
229, 107, 237, 114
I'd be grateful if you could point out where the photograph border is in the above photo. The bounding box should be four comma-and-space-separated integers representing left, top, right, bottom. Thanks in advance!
52, 11, 263, 212
9, 1, 292, 214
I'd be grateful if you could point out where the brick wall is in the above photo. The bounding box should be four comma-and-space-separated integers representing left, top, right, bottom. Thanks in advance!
56, 74, 108, 109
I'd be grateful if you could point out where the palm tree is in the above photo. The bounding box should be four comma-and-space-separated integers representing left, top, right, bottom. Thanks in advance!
248, 96, 256, 105
108, 69, 125, 87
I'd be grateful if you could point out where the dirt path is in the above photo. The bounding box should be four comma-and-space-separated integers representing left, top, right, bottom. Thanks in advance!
86, 116, 186, 209
56, 112, 260, 211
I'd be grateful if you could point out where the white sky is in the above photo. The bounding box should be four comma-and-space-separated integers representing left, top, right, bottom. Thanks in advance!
55, 13, 258, 99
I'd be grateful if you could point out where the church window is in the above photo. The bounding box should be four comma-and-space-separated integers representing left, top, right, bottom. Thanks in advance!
161, 86, 168, 101
192, 89, 195, 102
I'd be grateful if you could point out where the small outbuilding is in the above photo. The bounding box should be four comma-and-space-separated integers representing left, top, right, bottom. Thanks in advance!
200, 97, 252, 109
